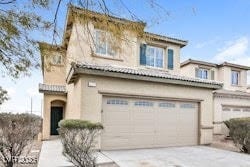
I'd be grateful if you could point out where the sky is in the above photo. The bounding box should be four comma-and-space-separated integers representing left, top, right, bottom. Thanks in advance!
1, 0, 250, 115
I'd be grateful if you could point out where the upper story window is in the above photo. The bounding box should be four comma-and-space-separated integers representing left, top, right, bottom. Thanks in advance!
51, 54, 63, 65
231, 70, 240, 85
196, 68, 208, 79
94, 29, 115, 57
167, 49, 174, 70
140, 44, 164, 68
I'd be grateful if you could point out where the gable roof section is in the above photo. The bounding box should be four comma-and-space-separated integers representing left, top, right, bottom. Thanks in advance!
181, 59, 250, 70
66, 63, 223, 89
62, 5, 188, 49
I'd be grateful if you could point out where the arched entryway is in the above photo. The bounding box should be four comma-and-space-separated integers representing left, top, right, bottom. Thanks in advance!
50, 100, 65, 135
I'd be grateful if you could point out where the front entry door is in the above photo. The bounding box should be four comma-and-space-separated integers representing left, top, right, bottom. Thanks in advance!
50, 107, 63, 135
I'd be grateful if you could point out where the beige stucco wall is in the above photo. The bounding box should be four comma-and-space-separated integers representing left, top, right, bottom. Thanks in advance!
181, 64, 248, 91
66, 20, 182, 75
218, 66, 247, 91
65, 79, 82, 119
213, 96, 250, 135
77, 74, 215, 148
43, 50, 66, 85
42, 94, 67, 140
180, 64, 218, 80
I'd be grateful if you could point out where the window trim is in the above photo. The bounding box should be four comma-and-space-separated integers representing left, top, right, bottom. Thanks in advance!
231, 70, 240, 86
197, 68, 208, 79
94, 29, 115, 57
140, 44, 165, 69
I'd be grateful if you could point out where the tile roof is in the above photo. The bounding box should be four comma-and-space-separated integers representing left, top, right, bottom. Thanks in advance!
39, 83, 67, 94
70, 63, 223, 88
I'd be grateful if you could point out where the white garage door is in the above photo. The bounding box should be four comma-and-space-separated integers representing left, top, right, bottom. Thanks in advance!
222, 106, 250, 134
101, 96, 198, 150
222, 106, 250, 121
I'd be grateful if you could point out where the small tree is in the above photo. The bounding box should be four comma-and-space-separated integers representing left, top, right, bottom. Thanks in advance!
224, 117, 250, 153
58, 119, 103, 167
0, 113, 42, 167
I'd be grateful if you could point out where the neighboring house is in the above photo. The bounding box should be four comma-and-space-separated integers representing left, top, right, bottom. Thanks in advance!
181, 59, 250, 135
39, 6, 222, 150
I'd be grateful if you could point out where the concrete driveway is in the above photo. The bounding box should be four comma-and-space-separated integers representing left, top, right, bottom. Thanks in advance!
102, 146, 250, 167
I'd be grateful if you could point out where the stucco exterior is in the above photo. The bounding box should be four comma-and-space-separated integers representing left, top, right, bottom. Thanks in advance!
78, 74, 215, 146
66, 20, 182, 76
42, 94, 67, 140
39, 6, 222, 148
180, 59, 250, 135
213, 95, 250, 135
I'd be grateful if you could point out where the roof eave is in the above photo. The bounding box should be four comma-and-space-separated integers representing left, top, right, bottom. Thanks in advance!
218, 62, 250, 70
181, 59, 217, 68
67, 67, 222, 89
39, 89, 67, 95
145, 32, 188, 48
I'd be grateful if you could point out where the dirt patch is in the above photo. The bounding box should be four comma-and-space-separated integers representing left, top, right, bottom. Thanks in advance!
210, 135, 239, 152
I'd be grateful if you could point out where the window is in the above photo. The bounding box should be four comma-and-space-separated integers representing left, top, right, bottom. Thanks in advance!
243, 108, 250, 112
51, 55, 62, 65
107, 99, 128, 105
222, 107, 231, 111
196, 68, 208, 79
167, 49, 174, 70
140, 44, 164, 68
134, 101, 153, 107
159, 102, 175, 108
231, 70, 240, 85
94, 29, 115, 56
232, 108, 241, 112
180, 103, 195, 109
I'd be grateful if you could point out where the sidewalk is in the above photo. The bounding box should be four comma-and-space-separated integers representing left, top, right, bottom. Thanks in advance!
38, 139, 115, 167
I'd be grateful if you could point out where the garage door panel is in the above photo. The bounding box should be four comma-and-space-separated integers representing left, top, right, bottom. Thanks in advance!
155, 135, 177, 146
102, 113, 130, 124
130, 134, 155, 147
176, 136, 197, 145
132, 112, 154, 120
102, 137, 129, 149
103, 125, 130, 133
132, 125, 155, 133
101, 97, 198, 150
156, 125, 177, 131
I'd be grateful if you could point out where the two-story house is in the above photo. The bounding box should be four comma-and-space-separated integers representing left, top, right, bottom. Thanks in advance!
181, 59, 250, 135
39, 6, 222, 150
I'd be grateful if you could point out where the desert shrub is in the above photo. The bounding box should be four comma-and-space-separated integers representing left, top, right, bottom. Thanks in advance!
0, 113, 42, 167
58, 119, 103, 167
224, 117, 250, 153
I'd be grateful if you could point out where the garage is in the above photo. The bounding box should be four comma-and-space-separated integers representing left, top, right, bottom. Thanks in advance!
222, 105, 250, 120
221, 105, 250, 134
101, 96, 199, 150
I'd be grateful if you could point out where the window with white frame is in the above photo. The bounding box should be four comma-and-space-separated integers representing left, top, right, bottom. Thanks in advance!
140, 44, 164, 68
231, 70, 240, 85
94, 29, 115, 56
197, 68, 208, 79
